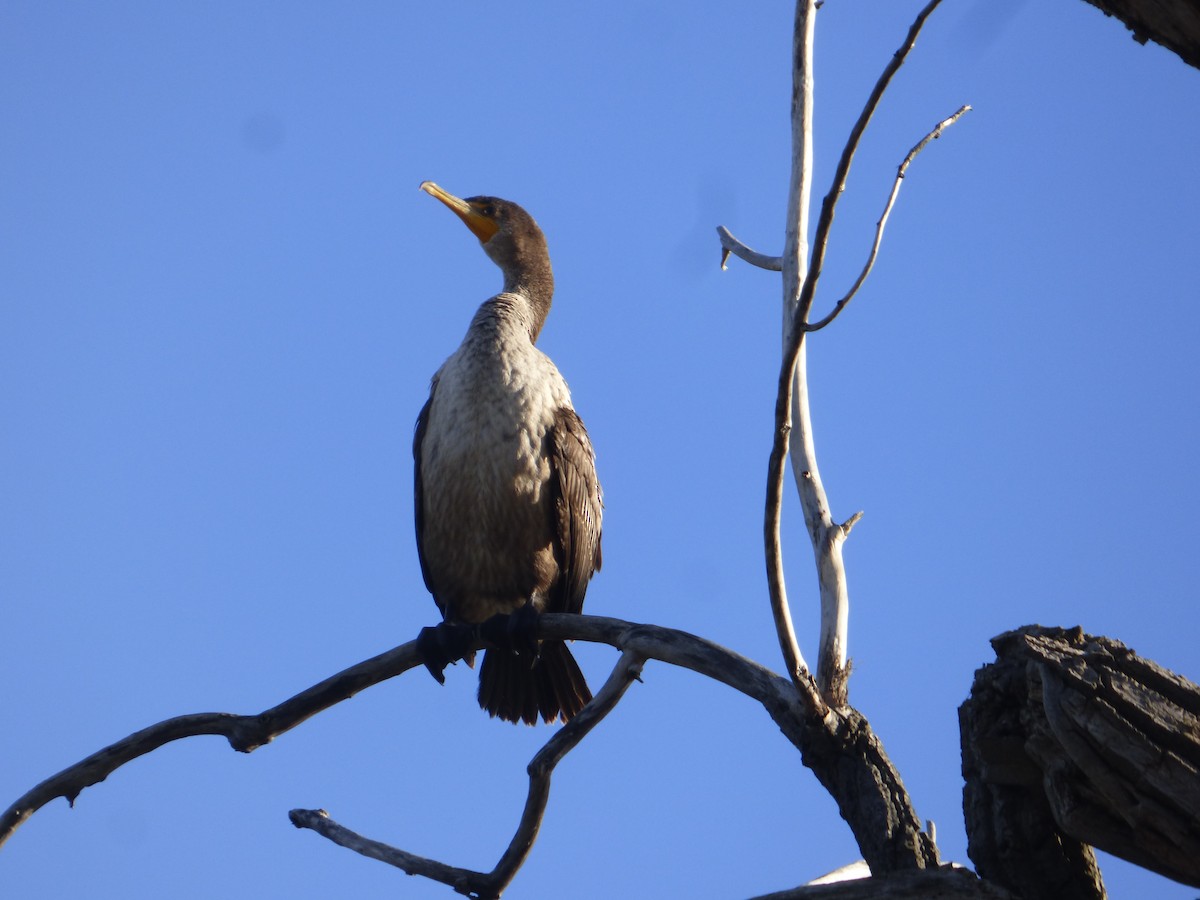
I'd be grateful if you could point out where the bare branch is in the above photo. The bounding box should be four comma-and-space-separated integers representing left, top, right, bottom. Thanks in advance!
288, 809, 484, 896
0, 617, 787, 853
0, 620, 739, 852
290, 650, 645, 899
807, 104, 971, 334
763, 0, 821, 713
717, 225, 783, 271
782, 0, 818, 323
3, 613, 937, 874
0, 641, 427, 849
794, 0, 945, 327
772, 0, 946, 708
840, 511, 864, 537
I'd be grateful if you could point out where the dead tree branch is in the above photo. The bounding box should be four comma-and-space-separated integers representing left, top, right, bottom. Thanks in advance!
713, 3, 962, 708
0, 640, 428, 848
806, 104, 971, 334
3, 613, 937, 880
290, 649, 645, 899
766, 0, 948, 710
717, 225, 783, 271
798, 0, 948, 321
764, 0, 822, 709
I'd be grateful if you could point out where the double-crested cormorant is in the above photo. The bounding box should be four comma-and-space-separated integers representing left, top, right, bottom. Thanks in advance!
413, 182, 602, 725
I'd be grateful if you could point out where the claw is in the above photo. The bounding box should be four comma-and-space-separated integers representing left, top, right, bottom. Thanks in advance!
416, 622, 478, 685
416, 626, 449, 684
509, 604, 541, 661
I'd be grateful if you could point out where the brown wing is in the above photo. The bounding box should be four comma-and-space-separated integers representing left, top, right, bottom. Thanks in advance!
413, 383, 439, 604
547, 406, 603, 615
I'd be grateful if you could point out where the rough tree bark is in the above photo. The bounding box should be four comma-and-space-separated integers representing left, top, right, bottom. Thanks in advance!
960, 625, 1200, 900
1081, 0, 1200, 70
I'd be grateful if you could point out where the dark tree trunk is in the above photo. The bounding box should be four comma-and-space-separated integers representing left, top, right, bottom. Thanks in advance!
960, 625, 1200, 900
1081, 0, 1200, 70
765, 700, 942, 876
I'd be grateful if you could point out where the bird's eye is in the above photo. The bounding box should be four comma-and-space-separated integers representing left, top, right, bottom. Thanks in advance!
482, 204, 496, 218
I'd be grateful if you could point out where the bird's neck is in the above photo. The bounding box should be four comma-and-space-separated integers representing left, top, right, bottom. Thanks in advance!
500, 262, 553, 343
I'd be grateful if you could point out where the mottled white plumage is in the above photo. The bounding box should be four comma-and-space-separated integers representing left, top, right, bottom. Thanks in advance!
418, 295, 578, 624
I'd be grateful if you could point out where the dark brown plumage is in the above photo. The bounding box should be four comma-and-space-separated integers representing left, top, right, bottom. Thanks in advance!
413, 182, 603, 725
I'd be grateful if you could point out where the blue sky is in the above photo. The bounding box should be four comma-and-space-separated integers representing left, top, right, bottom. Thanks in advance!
3, 2, 1198, 897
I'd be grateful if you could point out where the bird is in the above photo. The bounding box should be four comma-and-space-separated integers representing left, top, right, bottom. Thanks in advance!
413, 181, 603, 725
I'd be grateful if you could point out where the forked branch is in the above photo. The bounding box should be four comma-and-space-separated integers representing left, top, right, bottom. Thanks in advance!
779, 0, 955, 708
807, 104, 971, 333
792, 0, 947, 325
290, 650, 645, 899
3, 614, 937, 879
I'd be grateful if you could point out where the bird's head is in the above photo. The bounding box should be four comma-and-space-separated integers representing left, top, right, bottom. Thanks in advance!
419, 181, 550, 288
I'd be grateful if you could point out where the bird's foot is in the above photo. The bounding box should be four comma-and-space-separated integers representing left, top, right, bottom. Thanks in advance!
479, 605, 541, 665
416, 622, 478, 685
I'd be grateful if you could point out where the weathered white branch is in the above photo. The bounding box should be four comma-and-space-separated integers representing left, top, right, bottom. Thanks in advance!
717, 225, 783, 271
779, 0, 946, 706
782, 0, 816, 335
761, 0, 821, 713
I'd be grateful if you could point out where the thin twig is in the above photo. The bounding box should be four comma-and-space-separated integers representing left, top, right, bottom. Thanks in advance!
807, 104, 971, 333
288, 809, 482, 896
793, 0, 945, 329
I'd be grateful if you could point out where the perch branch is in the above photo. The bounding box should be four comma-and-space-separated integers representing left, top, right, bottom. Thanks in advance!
3, 614, 935, 874
806, 104, 971, 333
290, 649, 645, 899
717, 225, 783, 271
0, 640, 427, 848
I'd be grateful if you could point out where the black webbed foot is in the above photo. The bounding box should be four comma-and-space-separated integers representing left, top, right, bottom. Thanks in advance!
416, 622, 478, 685
478, 604, 541, 666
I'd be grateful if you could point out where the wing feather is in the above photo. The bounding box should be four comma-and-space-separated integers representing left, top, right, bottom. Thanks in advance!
547, 406, 603, 615
413, 382, 438, 601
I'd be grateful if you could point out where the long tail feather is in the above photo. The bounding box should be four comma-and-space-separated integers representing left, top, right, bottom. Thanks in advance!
478, 641, 591, 725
